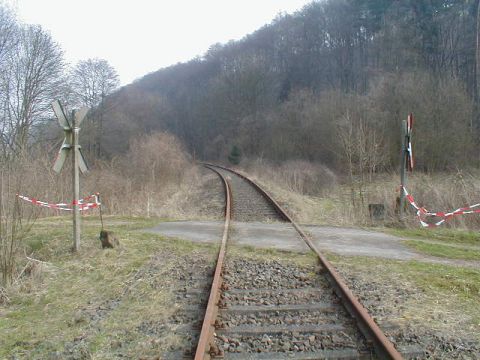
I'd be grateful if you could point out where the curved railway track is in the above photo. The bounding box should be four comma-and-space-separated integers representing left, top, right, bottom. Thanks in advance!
194, 164, 404, 360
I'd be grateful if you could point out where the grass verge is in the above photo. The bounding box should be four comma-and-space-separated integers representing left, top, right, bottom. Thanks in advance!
0, 215, 217, 358
387, 227, 480, 246
403, 240, 480, 261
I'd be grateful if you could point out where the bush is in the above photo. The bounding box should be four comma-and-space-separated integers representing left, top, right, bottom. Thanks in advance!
244, 158, 337, 195
8, 132, 196, 218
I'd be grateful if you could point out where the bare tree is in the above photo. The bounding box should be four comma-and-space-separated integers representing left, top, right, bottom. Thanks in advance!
70, 58, 119, 107
0, 5, 17, 64
0, 5, 19, 157
70, 58, 120, 156
0, 23, 64, 156
0, 156, 38, 287
337, 112, 386, 207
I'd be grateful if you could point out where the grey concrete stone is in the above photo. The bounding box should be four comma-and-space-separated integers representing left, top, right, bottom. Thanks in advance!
145, 221, 413, 259
144, 221, 480, 268
304, 225, 416, 260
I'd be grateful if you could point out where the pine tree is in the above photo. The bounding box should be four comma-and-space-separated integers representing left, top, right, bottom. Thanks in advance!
228, 145, 241, 165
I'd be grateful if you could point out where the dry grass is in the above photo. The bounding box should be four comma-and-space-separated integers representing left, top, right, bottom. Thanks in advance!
240, 160, 480, 229
9, 132, 205, 220
243, 159, 337, 195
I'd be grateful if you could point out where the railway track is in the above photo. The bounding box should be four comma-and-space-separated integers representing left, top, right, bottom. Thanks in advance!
194, 164, 404, 360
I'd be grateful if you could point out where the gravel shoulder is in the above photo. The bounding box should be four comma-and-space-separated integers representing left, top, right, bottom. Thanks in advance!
329, 253, 480, 359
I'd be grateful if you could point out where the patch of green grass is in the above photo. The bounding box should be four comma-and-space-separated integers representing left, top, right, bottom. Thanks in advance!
331, 254, 480, 302
408, 261, 480, 300
24, 216, 162, 258
387, 227, 480, 245
404, 240, 480, 260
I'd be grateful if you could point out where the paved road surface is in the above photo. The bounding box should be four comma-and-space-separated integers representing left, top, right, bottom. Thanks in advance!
144, 221, 480, 268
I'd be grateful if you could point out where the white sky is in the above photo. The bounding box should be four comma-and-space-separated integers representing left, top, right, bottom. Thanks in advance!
7, 0, 312, 85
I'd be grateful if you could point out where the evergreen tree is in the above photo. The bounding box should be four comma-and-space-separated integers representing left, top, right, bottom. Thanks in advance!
228, 145, 241, 165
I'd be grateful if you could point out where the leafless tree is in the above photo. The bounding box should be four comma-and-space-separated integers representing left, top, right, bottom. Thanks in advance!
0, 23, 64, 156
0, 157, 37, 287
337, 112, 386, 207
70, 58, 119, 108
70, 58, 120, 156
0, 5, 18, 157
0, 5, 17, 64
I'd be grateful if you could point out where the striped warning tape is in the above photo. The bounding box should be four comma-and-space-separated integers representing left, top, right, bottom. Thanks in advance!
401, 186, 480, 227
17, 193, 100, 212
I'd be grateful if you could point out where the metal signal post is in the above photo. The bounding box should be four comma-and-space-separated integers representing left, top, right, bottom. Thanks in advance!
399, 119, 407, 220
52, 100, 89, 251
399, 114, 414, 220
71, 111, 80, 251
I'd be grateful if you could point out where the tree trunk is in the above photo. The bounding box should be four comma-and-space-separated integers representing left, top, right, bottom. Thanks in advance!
475, 0, 480, 164
476, 0, 480, 103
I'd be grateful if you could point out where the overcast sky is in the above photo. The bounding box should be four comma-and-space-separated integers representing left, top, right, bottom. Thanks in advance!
7, 0, 312, 85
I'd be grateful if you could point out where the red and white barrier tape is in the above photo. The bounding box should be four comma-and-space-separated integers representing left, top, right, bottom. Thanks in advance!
17, 193, 100, 212
401, 186, 480, 227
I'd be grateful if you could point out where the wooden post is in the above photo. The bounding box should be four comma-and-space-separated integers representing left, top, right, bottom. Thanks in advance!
72, 110, 81, 252
399, 119, 407, 220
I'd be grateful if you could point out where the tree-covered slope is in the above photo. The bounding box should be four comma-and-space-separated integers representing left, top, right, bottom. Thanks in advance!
102, 0, 479, 171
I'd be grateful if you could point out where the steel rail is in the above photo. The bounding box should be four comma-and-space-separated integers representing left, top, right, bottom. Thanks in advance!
194, 165, 232, 360
202, 163, 403, 360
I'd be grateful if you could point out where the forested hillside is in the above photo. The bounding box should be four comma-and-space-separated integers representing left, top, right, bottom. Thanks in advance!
101, 0, 480, 172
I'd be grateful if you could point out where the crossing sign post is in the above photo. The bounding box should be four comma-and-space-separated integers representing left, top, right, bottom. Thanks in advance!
52, 100, 89, 252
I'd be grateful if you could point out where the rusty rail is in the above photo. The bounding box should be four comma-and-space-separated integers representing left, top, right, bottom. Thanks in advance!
200, 163, 403, 360
194, 165, 231, 360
